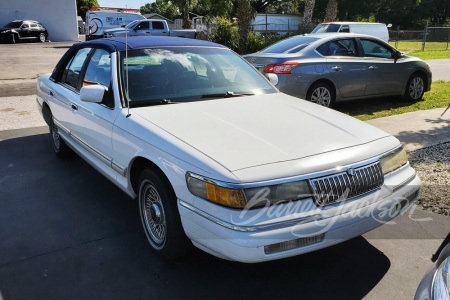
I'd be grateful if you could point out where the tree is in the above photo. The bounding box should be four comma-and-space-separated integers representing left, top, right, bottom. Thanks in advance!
323, 0, 338, 22
303, 0, 316, 29
237, 0, 252, 52
140, 0, 180, 20
76, 0, 99, 21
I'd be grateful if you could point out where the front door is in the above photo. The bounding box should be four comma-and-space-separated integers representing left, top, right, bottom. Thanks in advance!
132, 21, 150, 36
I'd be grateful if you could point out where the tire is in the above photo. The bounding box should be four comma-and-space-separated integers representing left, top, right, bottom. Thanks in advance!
39, 33, 46, 43
138, 169, 193, 260
50, 116, 73, 158
404, 73, 425, 101
306, 82, 336, 108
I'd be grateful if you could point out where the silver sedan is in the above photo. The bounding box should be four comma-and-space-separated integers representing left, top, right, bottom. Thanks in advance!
244, 33, 432, 108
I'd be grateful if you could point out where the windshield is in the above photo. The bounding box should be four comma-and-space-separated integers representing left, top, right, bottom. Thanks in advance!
120, 47, 277, 107
311, 24, 341, 33
261, 36, 319, 53
125, 20, 139, 29
4, 21, 22, 28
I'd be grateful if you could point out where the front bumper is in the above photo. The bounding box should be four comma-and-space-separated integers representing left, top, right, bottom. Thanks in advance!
179, 165, 421, 263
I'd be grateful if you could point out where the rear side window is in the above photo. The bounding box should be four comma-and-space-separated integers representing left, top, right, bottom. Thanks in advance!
61, 48, 92, 90
323, 39, 358, 56
152, 21, 165, 30
261, 36, 319, 53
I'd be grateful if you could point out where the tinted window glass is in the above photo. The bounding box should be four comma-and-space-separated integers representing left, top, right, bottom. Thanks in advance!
316, 42, 329, 56
83, 49, 111, 88
361, 39, 393, 58
152, 21, 165, 30
62, 48, 92, 89
121, 47, 276, 107
311, 24, 340, 33
135, 21, 149, 30
261, 36, 319, 53
4, 21, 22, 28
31, 24, 38, 28
21, 23, 29, 28
326, 39, 358, 56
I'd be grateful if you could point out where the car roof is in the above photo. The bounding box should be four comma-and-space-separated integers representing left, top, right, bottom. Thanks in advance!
80, 36, 226, 52
318, 22, 385, 25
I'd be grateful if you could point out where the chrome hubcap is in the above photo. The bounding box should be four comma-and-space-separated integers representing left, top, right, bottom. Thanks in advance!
142, 183, 166, 247
311, 87, 331, 107
409, 77, 424, 100
52, 123, 61, 150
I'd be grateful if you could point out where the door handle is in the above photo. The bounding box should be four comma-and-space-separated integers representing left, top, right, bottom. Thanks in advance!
49, 90, 55, 96
368, 65, 378, 70
71, 103, 78, 110
146, 32, 150, 33
162, 31, 167, 33
331, 66, 341, 71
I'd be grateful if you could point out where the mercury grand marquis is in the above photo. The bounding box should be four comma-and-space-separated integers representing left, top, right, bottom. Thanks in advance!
36, 37, 421, 262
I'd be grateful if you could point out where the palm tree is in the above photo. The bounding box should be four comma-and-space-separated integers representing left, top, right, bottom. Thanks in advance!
324, 0, 338, 22
303, 0, 316, 30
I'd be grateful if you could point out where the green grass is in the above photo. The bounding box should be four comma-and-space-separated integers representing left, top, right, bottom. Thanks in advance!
389, 41, 449, 51
335, 80, 450, 121
408, 50, 450, 59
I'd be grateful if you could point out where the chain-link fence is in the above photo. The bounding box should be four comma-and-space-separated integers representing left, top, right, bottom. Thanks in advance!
389, 23, 450, 51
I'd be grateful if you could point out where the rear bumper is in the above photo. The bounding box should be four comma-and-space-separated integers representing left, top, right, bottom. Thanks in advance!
179, 168, 421, 263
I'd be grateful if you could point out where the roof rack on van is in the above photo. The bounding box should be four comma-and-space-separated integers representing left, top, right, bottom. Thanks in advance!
80, 6, 140, 13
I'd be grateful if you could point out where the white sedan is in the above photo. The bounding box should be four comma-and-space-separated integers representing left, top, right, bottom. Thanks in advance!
36, 36, 421, 263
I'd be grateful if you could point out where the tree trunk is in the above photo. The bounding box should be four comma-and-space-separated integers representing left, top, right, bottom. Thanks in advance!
182, 0, 192, 29
303, 0, 316, 29
237, 0, 251, 53
324, 0, 338, 22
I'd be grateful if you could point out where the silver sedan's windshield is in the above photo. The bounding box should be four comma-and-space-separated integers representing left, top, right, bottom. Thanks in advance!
120, 47, 277, 107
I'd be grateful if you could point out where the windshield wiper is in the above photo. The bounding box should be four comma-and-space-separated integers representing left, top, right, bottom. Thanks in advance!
202, 91, 255, 99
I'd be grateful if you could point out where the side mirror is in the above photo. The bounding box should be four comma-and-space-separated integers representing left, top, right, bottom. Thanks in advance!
396, 51, 404, 59
80, 85, 105, 103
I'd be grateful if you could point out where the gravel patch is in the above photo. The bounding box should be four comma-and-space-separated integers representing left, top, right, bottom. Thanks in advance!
408, 142, 450, 216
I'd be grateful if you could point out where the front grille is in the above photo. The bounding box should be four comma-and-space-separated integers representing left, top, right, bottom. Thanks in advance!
309, 162, 384, 206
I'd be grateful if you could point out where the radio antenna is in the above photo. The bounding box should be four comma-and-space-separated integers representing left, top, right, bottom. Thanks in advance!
125, 5, 131, 118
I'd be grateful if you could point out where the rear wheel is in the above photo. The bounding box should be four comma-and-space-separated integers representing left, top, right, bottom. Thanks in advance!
306, 82, 336, 108
404, 73, 425, 101
39, 33, 46, 42
50, 116, 73, 158
138, 169, 192, 260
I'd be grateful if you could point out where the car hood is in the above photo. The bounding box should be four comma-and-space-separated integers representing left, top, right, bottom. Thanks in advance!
132, 93, 391, 172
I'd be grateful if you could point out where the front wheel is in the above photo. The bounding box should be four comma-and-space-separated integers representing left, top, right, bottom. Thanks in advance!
404, 73, 425, 101
306, 82, 336, 108
138, 169, 192, 260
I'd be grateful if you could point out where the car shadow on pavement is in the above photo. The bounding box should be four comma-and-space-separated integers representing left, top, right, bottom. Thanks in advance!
0, 132, 390, 300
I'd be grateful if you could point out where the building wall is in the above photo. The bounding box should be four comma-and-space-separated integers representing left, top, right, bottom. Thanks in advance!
0, 0, 78, 42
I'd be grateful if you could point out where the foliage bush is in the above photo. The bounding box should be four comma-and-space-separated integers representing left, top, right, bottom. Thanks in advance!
199, 17, 296, 55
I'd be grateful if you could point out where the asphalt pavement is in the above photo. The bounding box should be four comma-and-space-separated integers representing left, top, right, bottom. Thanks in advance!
425, 58, 450, 81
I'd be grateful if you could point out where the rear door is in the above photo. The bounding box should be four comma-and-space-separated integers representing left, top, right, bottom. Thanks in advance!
150, 21, 168, 36
360, 38, 402, 96
323, 38, 368, 98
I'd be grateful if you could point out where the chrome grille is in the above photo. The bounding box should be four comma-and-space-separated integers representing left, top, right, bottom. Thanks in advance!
308, 162, 384, 206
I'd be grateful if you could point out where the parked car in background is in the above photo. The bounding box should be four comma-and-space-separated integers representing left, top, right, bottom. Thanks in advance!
37, 36, 421, 263
0, 20, 48, 43
84, 6, 145, 40
311, 22, 389, 42
103, 19, 196, 39
244, 33, 432, 108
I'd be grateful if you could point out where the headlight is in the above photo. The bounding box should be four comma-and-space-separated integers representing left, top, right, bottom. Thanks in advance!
379, 146, 408, 175
186, 173, 311, 209
433, 256, 450, 299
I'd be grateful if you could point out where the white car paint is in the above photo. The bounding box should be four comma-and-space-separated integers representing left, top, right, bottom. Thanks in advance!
37, 49, 421, 263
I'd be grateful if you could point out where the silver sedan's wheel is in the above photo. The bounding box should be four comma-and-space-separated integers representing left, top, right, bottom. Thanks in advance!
311, 87, 332, 107
408, 76, 424, 100
39, 33, 46, 42
140, 180, 166, 249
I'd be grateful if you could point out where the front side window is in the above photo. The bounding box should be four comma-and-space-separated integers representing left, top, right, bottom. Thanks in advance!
361, 39, 393, 58
61, 48, 92, 90
324, 39, 358, 56
121, 47, 277, 107
135, 22, 149, 30
152, 21, 165, 30
83, 49, 111, 88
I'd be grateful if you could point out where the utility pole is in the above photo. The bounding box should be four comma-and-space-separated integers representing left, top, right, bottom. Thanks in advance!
422, 20, 429, 51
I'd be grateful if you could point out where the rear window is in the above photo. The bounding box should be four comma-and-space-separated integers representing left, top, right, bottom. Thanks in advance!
260, 36, 318, 53
311, 24, 341, 33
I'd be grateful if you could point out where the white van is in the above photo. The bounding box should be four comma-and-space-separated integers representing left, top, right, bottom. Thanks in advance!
85, 7, 145, 40
311, 22, 389, 42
